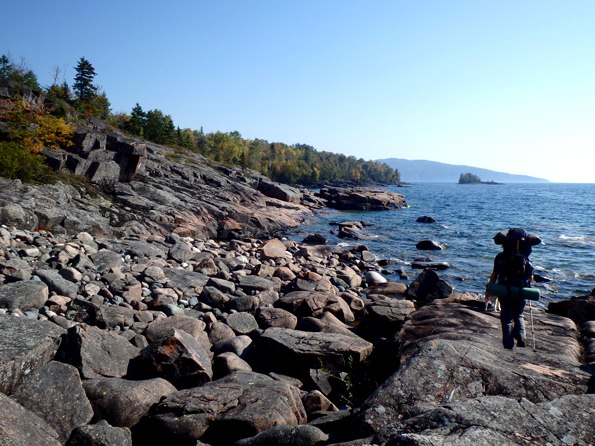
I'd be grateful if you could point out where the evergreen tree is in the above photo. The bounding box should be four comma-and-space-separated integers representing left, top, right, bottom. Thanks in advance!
90, 91, 111, 120
194, 127, 208, 154
0, 54, 41, 90
144, 109, 176, 145
73, 57, 97, 104
0, 55, 12, 79
128, 103, 147, 136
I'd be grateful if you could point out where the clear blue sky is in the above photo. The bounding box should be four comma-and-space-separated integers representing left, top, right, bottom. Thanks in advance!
3, 1, 594, 182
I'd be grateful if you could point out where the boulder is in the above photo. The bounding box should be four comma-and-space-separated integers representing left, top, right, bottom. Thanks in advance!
207, 277, 236, 294
411, 260, 450, 270
0, 279, 48, 311
254, 263, 276, 277
143, 314, 207, 343
135, 371, 306, 445
296, 312, 359, 339
64, 298, 101, 325
548, 294, 595, 326
302, 389, 337, 414
0, 392, 61, 445
97, 305, 136, 329
259, 328, 373, 372
238, 275, 281, 293
339, 292, 365, 313
59, 266, 84, 282
318, 187, 406, 211
0, 202, 38, 230
168, 242, 192, 263
34, 269, 79, 298
55, 324, 140, 379
211, 335, 253, 359
83, 377, 177, 428
415, 239, 445, 250
416, 216, 437, 223
337, 226, 368, 240
295, 244, 344, 260
259, 238, 287, 260
234, 425, 329, 446
363, 298, 416, 338
363, 281, 407, 297
273, 266, 297, 281
256, 307, 298, 329
98, 238, 167, 259
162, 268, 209, 288
360, 250, 376, 262
0, 314, 65, 395
276, 291, 344, 320
89, 250, 123, 271
364, 271, 387, 286
1, 258, 33, 281
335, 266, 362, 288
138, 328, 213, 389
213, 351, 252, 377
406, 268, 453, 301
226, 312, 259, 335
200, 285, 231, 307
257, 179, 302, 204
293, 273, 334, 293
302, 233, 328, 244
66, 420, 132, 446
208, 321, 237, 344
12, 361, 93, 443
71, 127, 107, 155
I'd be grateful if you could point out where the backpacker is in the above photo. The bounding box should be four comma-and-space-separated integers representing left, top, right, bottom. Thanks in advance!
499, 250, 533, 288
497, 228, 534, 288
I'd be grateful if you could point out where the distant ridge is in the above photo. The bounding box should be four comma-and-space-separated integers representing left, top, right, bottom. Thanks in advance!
378, 158, 550, 183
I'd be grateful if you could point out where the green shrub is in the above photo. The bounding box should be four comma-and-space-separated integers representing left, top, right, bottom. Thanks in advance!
0, 141, 55, 183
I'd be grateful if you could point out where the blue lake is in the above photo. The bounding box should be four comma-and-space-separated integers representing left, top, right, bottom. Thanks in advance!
287, 183, 595, 308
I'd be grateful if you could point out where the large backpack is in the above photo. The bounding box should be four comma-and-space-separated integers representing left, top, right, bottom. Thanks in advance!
498, 228, 533, 288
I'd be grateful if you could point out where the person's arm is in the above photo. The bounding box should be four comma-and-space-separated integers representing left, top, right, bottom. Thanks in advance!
486, 268, 498, 296
488, 269, 497, 284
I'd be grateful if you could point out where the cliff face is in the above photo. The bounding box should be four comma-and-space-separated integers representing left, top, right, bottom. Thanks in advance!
0, 81, 319, 240
0, 147, 316, 241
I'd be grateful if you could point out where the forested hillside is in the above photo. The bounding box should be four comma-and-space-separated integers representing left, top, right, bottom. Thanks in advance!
0, 54, 400, 186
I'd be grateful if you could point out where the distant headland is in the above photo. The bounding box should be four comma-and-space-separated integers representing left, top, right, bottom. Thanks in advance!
376, 158, 550, 183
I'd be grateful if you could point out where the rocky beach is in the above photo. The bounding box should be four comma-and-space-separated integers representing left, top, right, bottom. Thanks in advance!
1, 85, 595, 445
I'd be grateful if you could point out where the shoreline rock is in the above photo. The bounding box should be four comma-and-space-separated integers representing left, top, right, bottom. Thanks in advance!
3, 79, 592, 445
0, 218, 593, 444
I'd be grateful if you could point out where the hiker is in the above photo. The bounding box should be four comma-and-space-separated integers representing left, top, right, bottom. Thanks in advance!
486, 228, 540, 350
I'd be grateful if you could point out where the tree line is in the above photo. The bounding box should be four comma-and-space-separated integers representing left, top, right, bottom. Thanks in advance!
1, 54, 400, 186
114, 105, 400, 185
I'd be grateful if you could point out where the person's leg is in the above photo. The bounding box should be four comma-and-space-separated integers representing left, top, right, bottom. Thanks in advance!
512, 299, 527, 346
499, 298, 514, 349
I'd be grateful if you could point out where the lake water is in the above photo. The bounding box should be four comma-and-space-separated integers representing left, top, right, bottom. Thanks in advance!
287, 183, 595, 308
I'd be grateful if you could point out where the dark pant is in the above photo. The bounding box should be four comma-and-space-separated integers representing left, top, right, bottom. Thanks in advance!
499, 296, 526, 349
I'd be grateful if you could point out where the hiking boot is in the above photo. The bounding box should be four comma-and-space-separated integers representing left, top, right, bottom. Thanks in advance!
517, 339, 526, 347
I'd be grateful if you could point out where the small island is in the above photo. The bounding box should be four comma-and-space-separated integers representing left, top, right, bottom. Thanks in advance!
458, 172, 502, 185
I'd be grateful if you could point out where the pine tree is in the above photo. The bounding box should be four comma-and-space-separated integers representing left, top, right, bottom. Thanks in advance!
73, 57, 97, 104
128, 103, 147, 136
0, 54, 41, 91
